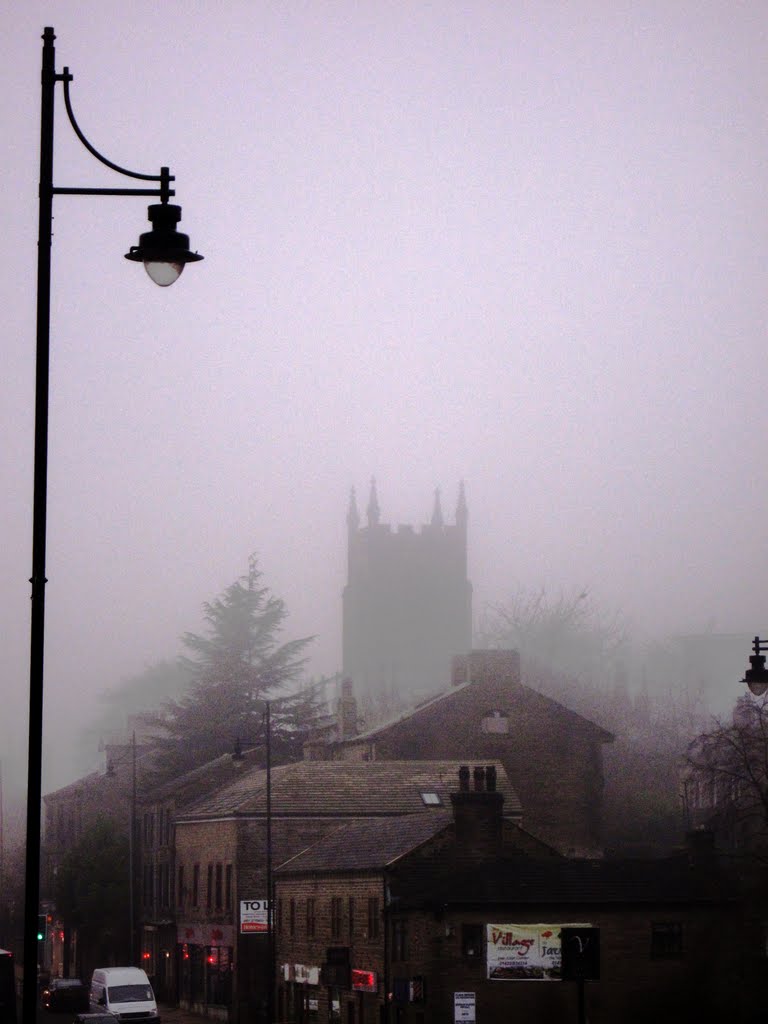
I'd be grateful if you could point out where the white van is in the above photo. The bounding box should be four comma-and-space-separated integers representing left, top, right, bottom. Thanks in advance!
89, 967, 160, 1023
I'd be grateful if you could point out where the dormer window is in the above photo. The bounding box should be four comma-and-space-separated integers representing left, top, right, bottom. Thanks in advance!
481, 709, 509, 734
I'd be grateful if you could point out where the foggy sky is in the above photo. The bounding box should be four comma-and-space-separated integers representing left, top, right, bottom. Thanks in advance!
2, 2, 767, 801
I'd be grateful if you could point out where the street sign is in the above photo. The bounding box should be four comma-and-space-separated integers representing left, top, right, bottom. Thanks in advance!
240, 899, 269, 933
454, 992, 476, 1022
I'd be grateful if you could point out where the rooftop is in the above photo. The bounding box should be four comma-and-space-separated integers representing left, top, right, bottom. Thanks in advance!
178, 759, 521, 820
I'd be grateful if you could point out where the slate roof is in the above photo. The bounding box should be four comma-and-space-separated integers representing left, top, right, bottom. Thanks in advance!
178, 759, 521, 820
276, 813, 452, 873
145, 745, 264, 804
343, 678, 613, 746
43, 769, 104, 802
390, 856, 728, 908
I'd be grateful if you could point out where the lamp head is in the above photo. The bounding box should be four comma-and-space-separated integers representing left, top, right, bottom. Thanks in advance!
125, 203, 203, 286
743, 652, 768, 697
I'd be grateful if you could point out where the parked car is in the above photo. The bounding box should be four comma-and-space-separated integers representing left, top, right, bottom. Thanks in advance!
71, 1015, 118, 1024
42, 979, 89, 1013
88, 968, 158, 1024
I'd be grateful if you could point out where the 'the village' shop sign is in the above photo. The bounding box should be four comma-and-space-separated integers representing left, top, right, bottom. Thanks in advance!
486, 923, 590, 981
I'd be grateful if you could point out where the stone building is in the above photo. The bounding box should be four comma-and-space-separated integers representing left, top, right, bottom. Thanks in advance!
317, 649, 614, 857
137, 747, 265, 1002
170, 759, 520, 1023
274, 769, 754, 1024
342, 481, 472, 703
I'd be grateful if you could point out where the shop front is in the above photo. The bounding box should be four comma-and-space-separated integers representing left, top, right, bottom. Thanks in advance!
176, 922, 234, 1021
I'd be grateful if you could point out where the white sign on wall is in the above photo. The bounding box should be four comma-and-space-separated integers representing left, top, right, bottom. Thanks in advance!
240, 899, 270, 933
454, 992, 476, 1022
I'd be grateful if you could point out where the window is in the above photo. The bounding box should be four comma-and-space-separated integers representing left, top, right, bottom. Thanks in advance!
462, 923, 483, 959
306, 898, 316, 938
420, 791, 442, 806
177, 865, 185, 910
348, 897, 355, 942
160, 863, 170, 909
215, 864, 223, 909
481, 709, 509, 734
331, 897, 343, 939
225, 865, 233, 911
277, 899, 283, 935
289, 898, 296, 937
207, 865, 214, 910
651, 922, 683, 958
192, 864, 200, 908
367, 898, 380, 940
392, 919, 408, 962
143, 864, 153, 909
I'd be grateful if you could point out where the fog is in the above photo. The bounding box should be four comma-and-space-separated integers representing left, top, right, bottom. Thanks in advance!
1, 2, 766, 808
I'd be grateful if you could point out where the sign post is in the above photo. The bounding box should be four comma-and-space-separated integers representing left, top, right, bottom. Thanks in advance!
561, 927, 600, 1024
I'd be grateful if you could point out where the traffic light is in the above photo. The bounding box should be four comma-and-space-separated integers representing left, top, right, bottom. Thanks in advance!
37, 915, 46, 942
561, 927, 600, 981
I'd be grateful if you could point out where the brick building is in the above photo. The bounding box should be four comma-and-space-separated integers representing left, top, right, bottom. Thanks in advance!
274, 768, 757, 1024
316, 650, 613, 856
171, 759, 520, 1023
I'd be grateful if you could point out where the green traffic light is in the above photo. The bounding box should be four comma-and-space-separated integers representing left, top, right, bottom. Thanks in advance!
37, 932, 44, 941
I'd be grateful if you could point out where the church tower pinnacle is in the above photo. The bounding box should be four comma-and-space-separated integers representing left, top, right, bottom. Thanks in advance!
366, 477, 381, 527
456, 480, 468, 531
347, 487, 360, 533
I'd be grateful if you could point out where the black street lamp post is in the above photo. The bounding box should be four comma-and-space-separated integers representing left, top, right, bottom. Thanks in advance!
741, 636, 768, 697
24, 27, 202, 1024
232, 702, 274, 1024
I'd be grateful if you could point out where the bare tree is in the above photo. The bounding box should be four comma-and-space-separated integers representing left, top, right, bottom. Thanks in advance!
478, 586, 629, 686
684, 694, 768, 859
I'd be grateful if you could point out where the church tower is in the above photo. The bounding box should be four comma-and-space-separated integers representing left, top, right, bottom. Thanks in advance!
342, 481, 472, 701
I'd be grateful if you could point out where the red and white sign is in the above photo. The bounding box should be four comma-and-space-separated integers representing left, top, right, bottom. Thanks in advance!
486, 923, 590, 981
240, 899, 270, 933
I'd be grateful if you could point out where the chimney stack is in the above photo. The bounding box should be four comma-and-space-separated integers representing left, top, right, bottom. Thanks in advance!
452, 650, 521, 688
337, 678, 359, 740
451, 765, 505, 853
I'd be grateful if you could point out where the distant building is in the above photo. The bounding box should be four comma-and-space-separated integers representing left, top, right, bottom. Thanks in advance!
645, 632, 754, 716
342, 481, 472, 702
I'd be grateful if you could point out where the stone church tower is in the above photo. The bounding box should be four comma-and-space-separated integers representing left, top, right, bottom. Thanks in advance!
342, 480, 473, 701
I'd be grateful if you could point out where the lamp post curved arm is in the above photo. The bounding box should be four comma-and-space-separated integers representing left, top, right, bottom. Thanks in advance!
61, 70, 174, 194
24, 27, 202, 1024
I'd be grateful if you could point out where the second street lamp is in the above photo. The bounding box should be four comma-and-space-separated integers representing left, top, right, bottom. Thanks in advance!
741, 636, 768, 697
24, 26, 203, 1024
